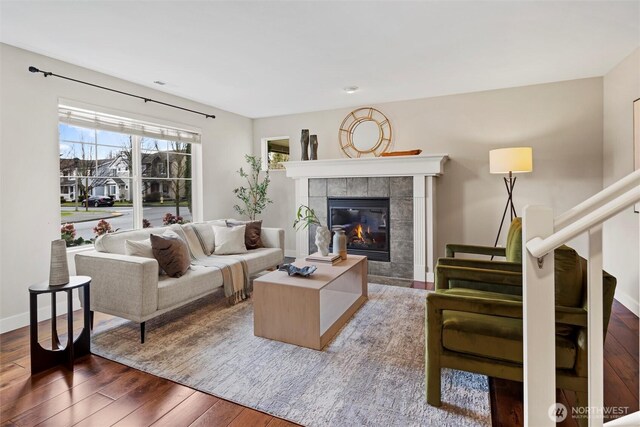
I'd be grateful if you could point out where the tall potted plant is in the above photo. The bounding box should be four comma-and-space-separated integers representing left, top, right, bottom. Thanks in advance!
233, 155, 272, 220
293, 205, 331, 256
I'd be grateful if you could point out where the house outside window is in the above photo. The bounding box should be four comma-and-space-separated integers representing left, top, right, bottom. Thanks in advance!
59, 105, 200, 241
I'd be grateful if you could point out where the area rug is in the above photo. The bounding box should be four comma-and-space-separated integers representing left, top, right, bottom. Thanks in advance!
91, 284, 491, 426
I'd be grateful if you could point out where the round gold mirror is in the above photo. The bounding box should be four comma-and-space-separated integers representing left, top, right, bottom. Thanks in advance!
339, 107, 392, 158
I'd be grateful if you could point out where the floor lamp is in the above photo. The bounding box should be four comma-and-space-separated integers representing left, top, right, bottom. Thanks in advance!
489, 147, 533, 248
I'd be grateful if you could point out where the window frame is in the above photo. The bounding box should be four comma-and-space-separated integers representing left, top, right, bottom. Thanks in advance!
260, 136, 290, 171
58, 101, 203, 231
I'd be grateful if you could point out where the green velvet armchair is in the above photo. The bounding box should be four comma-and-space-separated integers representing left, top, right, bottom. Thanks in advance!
425, 218, 617, 420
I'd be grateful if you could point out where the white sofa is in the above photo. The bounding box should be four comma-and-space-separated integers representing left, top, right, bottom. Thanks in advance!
75, 220, 284, 342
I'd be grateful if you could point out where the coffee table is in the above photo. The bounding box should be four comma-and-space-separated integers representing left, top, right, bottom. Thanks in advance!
253, 255, 367, 350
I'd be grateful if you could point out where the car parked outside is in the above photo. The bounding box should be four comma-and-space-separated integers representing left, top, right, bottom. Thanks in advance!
83, 196, 115, 207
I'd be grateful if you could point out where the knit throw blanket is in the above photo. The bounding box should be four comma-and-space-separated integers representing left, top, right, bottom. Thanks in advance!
174, 224, 252, 305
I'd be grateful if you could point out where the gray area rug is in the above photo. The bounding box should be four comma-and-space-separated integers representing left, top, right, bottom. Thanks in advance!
91, 284, 491, 426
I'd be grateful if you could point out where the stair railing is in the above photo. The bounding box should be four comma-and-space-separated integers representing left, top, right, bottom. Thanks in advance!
521, 168, 640, 427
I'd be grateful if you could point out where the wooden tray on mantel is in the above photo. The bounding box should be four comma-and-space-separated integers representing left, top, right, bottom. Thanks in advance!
380, 149, 422, 157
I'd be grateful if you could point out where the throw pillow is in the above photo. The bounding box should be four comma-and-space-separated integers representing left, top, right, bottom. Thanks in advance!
226, 220, 264, 250
150, 234, 191, 278
505, 217, 522, 263
554, 245, 584, 336
189, 222, 216, 255
212, 225, 247, 255
125, 239, 153, 259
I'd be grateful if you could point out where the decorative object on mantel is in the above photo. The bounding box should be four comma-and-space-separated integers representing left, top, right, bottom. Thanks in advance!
489, 147, 533, 249
309, 134, 318, 160
339, 107, 392, 158
278, 264, 317, 277
332, 226, 348, 260
381, 149, 422, 157
49, 239, 70, 286
293, 204, 331, 256
233, 154, 272, 220
300, 129, 310, 161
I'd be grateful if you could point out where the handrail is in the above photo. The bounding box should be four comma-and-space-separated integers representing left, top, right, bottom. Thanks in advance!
527, 185, 640, 258
555, 169, 640, 229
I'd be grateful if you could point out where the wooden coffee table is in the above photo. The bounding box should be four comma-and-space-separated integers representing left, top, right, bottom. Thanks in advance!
253, 255, 367, 350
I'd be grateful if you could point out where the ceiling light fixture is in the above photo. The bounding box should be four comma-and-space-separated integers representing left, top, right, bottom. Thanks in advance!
343, 86, 359, 94
154, 80, 166, 86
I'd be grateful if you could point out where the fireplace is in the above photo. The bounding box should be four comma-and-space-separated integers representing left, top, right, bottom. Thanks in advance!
327, 197, 390, 262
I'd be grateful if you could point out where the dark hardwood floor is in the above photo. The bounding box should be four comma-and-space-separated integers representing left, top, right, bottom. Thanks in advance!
0, 312, 299, 426
1, 285, 637, 426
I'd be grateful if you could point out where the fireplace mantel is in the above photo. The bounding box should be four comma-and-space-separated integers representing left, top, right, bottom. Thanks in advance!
283, 154, 449, 282
283, 154, 448, 179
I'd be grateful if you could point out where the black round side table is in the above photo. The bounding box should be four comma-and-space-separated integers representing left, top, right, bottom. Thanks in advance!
29, 276, 91, 374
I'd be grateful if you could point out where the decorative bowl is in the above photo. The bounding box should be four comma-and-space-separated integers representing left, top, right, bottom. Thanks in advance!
278, 264, 317, 277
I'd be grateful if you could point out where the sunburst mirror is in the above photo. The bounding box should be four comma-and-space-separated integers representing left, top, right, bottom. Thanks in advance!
339, 107, 392, 158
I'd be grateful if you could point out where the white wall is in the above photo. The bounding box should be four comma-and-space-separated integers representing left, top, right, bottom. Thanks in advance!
0, 44, 253, 332
254, 78, 604, 259
603, 48, 640, 315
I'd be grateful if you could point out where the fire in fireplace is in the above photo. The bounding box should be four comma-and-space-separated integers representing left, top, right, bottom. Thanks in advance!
327, 197, 390, 261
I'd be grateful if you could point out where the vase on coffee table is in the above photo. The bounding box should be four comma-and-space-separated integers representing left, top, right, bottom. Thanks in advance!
315, 226, 331, 256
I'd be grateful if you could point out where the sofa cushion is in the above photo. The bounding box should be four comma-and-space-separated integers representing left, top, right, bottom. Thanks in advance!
505, 217, 522, 263
442, 310, 576, 369
125, 239, 153, 259
233, 247, 283, 274
554, 245, 583, 308
95, 227, 170, 254
227, 220, 264, 250
150, 234, 191, 278
213, 225, 247, 255
187, 223, 215, 255
157, 265, 223, 310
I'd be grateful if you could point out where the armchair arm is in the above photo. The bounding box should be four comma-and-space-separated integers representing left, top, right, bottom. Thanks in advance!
426, 292, 586, 325
437, 257, 522, 272
427, 291, 523, 318
436, 265, 523, 290
445, 243, 506, 258
555, 306, 587, 327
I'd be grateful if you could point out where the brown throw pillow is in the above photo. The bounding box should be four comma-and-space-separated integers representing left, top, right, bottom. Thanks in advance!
150, 234, 190, 278
226, 220, 264, 250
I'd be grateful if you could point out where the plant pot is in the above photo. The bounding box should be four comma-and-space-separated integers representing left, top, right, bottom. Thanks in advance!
315, 225, 331, 256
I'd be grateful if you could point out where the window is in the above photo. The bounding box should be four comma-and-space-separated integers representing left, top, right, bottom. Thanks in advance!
261, 136, 289, 170
59, 105, 200, 241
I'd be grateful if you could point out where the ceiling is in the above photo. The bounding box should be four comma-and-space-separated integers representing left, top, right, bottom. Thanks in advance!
1, 1, 639, 118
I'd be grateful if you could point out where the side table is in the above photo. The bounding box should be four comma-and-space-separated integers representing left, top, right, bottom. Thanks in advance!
29, 276, 91, 374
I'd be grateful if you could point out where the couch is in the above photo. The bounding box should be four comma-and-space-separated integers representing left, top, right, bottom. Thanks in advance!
75, 220, 284, 342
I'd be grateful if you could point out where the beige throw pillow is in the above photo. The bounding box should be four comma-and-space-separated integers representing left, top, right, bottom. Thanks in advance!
212, 225, 247, 255
125, 239, 153, 259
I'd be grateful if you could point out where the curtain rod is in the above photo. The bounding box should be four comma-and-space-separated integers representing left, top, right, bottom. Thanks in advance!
28, 66, 216, 119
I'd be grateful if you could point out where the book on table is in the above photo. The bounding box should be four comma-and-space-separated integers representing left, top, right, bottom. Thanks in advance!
305, 252, 342, 264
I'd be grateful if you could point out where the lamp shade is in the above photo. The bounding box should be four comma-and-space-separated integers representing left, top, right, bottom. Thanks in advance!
489, 147, 533, 174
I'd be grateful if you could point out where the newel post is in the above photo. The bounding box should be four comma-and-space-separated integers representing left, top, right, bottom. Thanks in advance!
522, 205, 556, 427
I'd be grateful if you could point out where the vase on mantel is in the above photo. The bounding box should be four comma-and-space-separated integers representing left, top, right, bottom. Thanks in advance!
310, 135, 318, 160
300, 129, 310, 161
315, 225, 331, 256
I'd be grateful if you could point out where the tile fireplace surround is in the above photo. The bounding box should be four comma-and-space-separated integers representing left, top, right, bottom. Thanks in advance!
284, 155, 448, 282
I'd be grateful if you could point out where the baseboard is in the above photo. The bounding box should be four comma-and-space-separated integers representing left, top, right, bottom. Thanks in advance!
615, 291, 639, 317
0, 296, 82, 334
